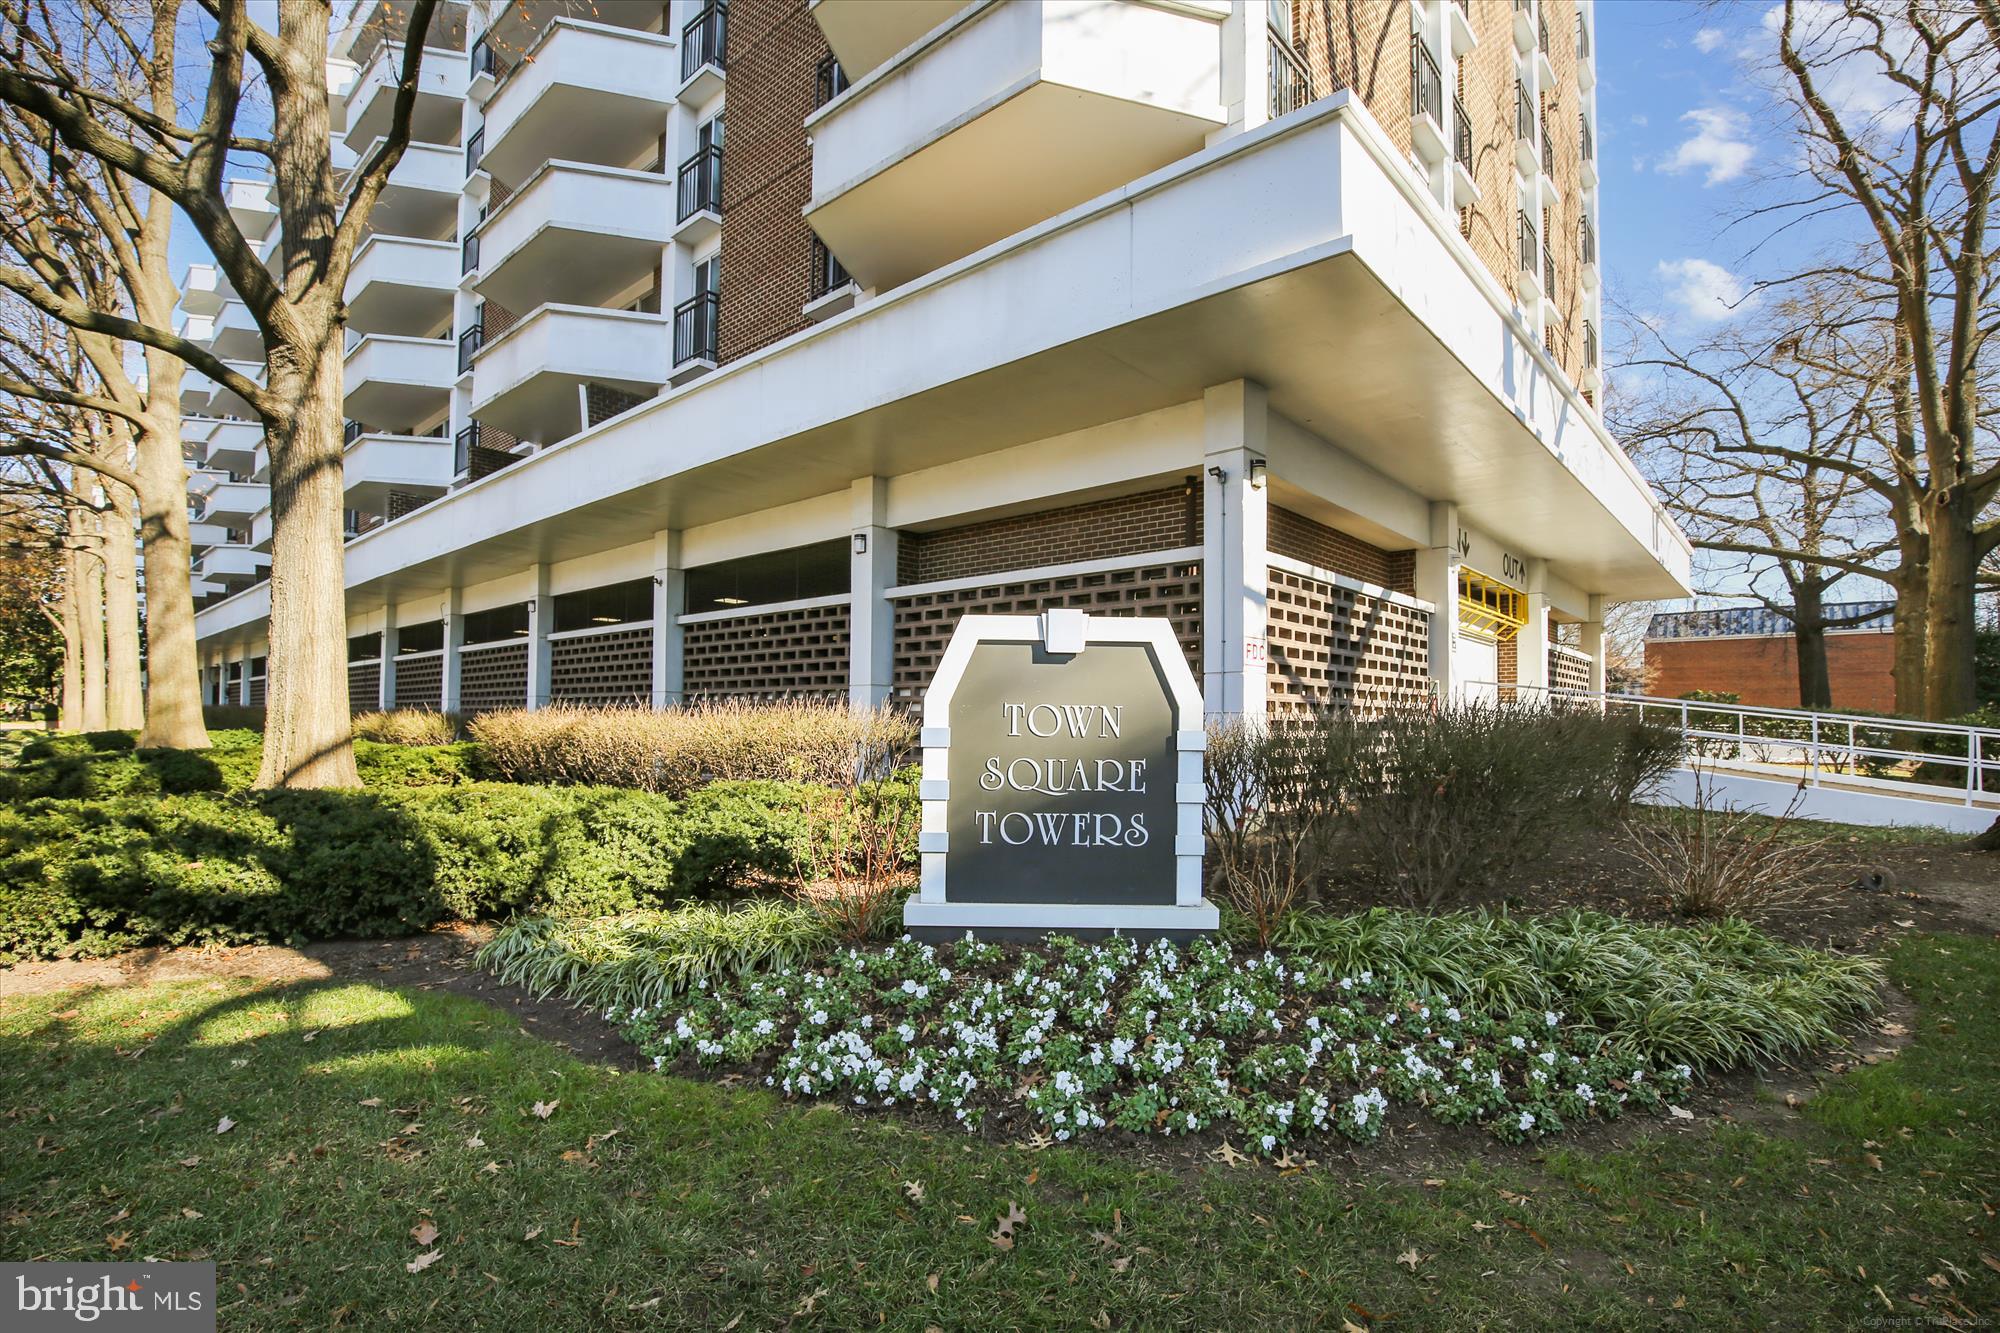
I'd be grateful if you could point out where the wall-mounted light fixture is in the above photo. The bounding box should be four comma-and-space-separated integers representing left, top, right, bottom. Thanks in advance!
1247, 457, 1267, 489
852, 532, 869, 555
1206, 464, 1226, 483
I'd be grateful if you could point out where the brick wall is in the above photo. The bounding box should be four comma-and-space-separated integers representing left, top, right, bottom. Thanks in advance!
716, 0, 828, 365
1292, 0, 1410, 160
900, 487, 1202, 585
1268, 506, 1415, 594
585, 382, 651, 427
1645, 631, 1899, 713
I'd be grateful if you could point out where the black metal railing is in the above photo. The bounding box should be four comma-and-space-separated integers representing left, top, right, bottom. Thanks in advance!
461, 231, 479, 275
1516, 81, 1536, 145
681, 3, 726, 83
1453, 95, 1472, 173
470, 35, 508, 82
1545, 240, 1556, 298
458, 323, 483, 373
1579, 112, 1593, 164
1539, 12, 1549, 51
673, 291, 719, 366
1576, 11, 1590, 59
1584, 320, 1599, 369
342, 508, 365, 539
1542, 118, 1555, 173
465, 126, 483, 177
814, 53, 848, 109
810, 236, 850, 301
1269, 34, 1310, 117
343, 418, 364, 446
1579, 212, 1596, 265
1410, 36, 1442, 125
454, 424, 479, 475
1517, 210, 1538, 275
676, 143, 723, 222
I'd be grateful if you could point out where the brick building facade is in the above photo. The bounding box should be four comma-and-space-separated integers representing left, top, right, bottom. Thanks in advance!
1645, 604, 1899, 713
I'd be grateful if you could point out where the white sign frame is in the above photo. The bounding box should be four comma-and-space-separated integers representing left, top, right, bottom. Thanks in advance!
902, 608, 1219, 939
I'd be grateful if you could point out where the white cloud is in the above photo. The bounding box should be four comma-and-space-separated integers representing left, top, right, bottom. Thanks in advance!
1659, 107, 1755, 185
1692, 27, 1726, 54
1655, 258, 1754, 324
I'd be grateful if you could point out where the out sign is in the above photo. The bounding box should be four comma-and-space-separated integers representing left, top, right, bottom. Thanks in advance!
903, 609, 1217, 941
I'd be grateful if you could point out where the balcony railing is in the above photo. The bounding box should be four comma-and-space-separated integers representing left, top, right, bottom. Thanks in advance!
1517, 210, 1538, 275
814, 53, 849, 109
673, 290, 719, 366
1576, 12, 1591, 59
1580, 213, 1596, 265
1584, 320, 1599, 369
1579, 112, 1594, 164
810, 236, 851, 301
1542, 119, 1555, 172
461, 232, 479, 275
681, 3, 726, 83
677, 143, 723, 222
458, 322, 483, 373
1539, 12, 1549, 52
469, 35, 508, 83
343, 418, 364, 446
453, 424, 478, 475
1544, 240, 1556, 298
465, 126, 483, 177
1269, 34, 1311, 118
1410, 36, 1442, 126
1453, 96, 1472, 173
1515, 82, 1535, 145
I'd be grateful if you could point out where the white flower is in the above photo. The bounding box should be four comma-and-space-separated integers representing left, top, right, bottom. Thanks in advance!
1518, 1110, 1535, 1132
1545, 1011, 1560, 1028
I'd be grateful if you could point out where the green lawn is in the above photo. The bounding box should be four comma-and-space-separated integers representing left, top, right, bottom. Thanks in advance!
2, 937, 1995, 1329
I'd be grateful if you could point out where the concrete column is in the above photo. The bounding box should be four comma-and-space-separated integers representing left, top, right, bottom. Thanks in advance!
1583, 593, 1608, 696
378, 604, 399, 711
526, 564, 553, 709
236, 647, 252, 705
651, 528, 685, 709
848, 476, 897, 711
440, 587, 464, 715
1414, 500, 1461, 702
1201, 380, 1269, 721
1518, 557, 1551, 695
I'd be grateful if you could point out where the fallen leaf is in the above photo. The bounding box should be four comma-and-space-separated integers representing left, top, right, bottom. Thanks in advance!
215, 1117, 236, 1135
523, 1225, 543, 1242
1863, 1153, 1885, 1172
902, 1180, 925, 1204
1210, 1141, 1251, 1168
1669, 1106, 1694, 1121
1397, 1246, 1424, 1272
924, 1273, 939, 1294
990, 1202, 1027, 1250
177, 1156, 201, 1168
181, 1208, 203, 1220
530, 1101, 558, 1120
464, 1135, 485, 1150
405, 1250, 441, 1274
793, 1286, 829, 1316
358, 1098, 382, 1108
411, 1220, 439, 1247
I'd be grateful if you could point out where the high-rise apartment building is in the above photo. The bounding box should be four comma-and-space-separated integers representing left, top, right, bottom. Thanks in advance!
182, 0, 1688, 718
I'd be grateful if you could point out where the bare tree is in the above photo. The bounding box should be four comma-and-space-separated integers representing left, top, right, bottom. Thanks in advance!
0, 0, 439, 785
1761, 0, 2000, 717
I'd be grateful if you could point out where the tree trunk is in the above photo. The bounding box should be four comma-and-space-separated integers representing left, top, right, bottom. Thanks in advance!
1789, 580, 1832, 709
132, 356, 211, 750
70, 516, 107, 732
255, 330, 359, 788
1890, 567, 1927, 716
1922, 491, 1979, 720
102, 476, 144, 731
55, 590, 80, 732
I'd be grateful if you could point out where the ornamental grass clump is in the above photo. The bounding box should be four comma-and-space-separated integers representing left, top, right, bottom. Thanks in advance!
352, 709, 458, 745
1625, 774, 1832, 921
470, 701, 918, 796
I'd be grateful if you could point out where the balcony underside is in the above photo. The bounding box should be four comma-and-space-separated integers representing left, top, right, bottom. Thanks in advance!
473, 221, 666, 314
348, 274, 455, 338
344, 436, 455, 509
482, 83, 672, 184
811, 0, 964, 78
808, 82, 1222, 293
472, 363, 660, 448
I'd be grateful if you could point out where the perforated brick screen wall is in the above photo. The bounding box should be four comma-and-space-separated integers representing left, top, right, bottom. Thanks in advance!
348, 660, 381, 713
459, 640, 528, 714
899, 489, 1200, 585
393, 652, 443, 710
550, 626, 655, 706
1266, 566, 1432, 715
892, 560, 1203, 706
1549, 645, 1591, 692
683, 600, 850, 700
1268, 507, 1415, 593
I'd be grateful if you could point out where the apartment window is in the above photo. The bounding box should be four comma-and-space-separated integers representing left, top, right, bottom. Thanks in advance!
1578, 112, 1594, 164
465, 126, 483, 178
458, 313, 483, 373
343, 418, 364, 445
347, 633, 382, 662
1453, 93, 1472, 173
396, 621, 445, 656
1515, 81, 1535, 145
553, 578, 653, 633
685, 539, 848, 616
1542, 208, 1556, 295
1410, 36, 1441, 126
1517, 209, 1538, 274
463, 604, 530, 644
810, 236, 851, 300
1584, 320, 1599, 369
814, 53, 848, 108
674, 254, 721, 366
1579, 212, 1596, 265
677, 115, 724, 222
681, 0, 726, 82
1267, 0, 1292, 44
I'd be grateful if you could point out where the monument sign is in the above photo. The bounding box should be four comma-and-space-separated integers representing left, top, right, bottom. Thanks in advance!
903, 608, 1217, 939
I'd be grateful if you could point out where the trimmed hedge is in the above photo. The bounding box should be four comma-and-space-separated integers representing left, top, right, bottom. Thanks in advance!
0, 778, 893, 964
0, 730, 486, 801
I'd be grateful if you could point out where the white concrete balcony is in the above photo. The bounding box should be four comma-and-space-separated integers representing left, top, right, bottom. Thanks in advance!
226, 179, 276, 240
344, 333, 454, 429
180, 262, 224, 316
804, 0, 1228, 292
251, 509, 273, 551
202, 419, 262, 476
207, 360, 266, 419
187, 521, 232, 550
177, 312, 216, 346
195, 479, 269, 527
179, 368, 215, 415
346, 234, 458, 337
471, 162, 672, 314
470, 304, 668, 446
196, 543, 269, 585
1447, 1, 1477, 57
336, 140, 461, 239
479, 20, 676, 185
344, 42, 466, 148
344, 432, 456, 508
209, 299, 262, 360
810, 0, 964, 80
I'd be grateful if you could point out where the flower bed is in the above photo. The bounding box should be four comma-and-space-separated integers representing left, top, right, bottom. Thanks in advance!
625, 933, 1750, 1151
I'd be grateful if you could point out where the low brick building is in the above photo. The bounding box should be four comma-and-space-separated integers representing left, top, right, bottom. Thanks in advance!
1644, 603, 1898, 713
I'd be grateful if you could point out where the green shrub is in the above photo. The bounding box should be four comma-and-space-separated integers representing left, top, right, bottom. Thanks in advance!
667, 780, 814, 897
0, 731, 478, 799
203, 705, 265, 731
469, 701, 917, 796
353, 740, 485, 787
